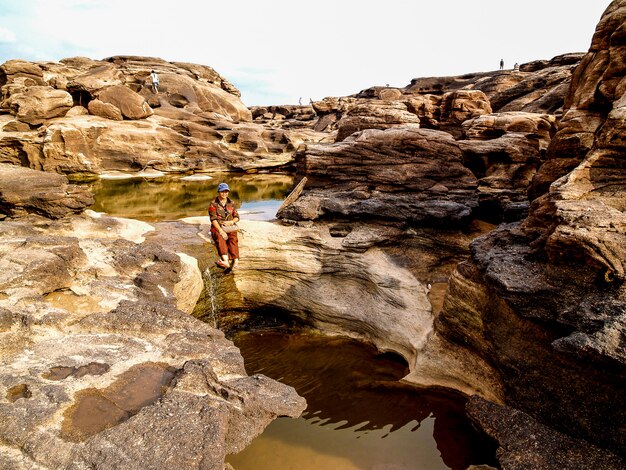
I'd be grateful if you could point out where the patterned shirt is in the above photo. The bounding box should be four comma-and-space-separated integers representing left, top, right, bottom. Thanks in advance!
208, 197, 239, 226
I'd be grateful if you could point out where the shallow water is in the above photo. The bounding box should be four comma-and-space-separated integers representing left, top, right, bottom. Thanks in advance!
84, 173, 294, 221
228, 330, 495, 470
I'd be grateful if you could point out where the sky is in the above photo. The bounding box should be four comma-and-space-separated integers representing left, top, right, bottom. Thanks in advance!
0, 0, 614, 107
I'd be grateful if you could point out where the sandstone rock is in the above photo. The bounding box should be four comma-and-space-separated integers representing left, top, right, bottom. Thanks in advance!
0, 163, 93, 218
335, 100, 420, 142
5, 86, 73, 125
97, 85, 153, 120
185, 218, 433, 367
459, 133, 546, 221
409, 2, 626, 458
0, 131, 44, 167
531, 3, 626, 199
67, 63, 125, 95
281, 127, 478, 226
87, 99, 123, 121
404, 94, 442, 128
0, 212, 305, 469
467, 396, 625, 470
462, 111, 556, 141
1, 119, 31, 132
0, 59, 44, 80
66, 105, 89, 117
440, 90, 492, 124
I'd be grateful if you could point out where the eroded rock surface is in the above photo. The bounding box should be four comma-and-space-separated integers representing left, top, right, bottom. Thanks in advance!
280, 127, 479, 226
0, 163, 93, 218
0, 56, 330, 175
417, 0, 626, 459
0, 212, 305, 469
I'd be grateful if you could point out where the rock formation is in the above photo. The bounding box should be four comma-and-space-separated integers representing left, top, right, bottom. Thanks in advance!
0, 197, 305, 469
1, 1, 624, 468
271, 0, 625, 465
0, 56, 331, 175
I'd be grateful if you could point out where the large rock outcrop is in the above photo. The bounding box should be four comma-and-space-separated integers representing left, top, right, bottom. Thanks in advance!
415, 0, 626, 458
0, 56, 331, 175
279, 127, 479, 226
0, 211, 305, 469
0, 163, 93, 218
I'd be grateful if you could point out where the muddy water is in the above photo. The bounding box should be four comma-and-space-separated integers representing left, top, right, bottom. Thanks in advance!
228, 330, 495, 470
84, 173, 294, 221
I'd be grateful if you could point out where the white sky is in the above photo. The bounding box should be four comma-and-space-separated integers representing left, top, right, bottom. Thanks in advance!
0, 0, 614, 106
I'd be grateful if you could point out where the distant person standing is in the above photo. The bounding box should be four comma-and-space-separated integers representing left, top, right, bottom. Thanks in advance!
499, 59, 504, 70
150, 70, 160, 94
514, 62, 520, 71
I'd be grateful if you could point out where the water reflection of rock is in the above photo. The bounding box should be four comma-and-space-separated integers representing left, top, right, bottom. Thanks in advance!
85, 173, 294, 221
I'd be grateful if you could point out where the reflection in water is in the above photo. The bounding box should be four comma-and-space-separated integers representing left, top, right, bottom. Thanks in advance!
228, 331, 495, 470
84, 173, 294, 222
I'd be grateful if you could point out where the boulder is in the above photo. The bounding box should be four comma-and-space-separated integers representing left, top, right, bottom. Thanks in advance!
462, 111, 556, 141
5, 86, 73, 125
97, 85, 153, 120
440, 90, 492, 124
87, 99, 123, 121
67, 63, 125, 95
335, 100, 420, 141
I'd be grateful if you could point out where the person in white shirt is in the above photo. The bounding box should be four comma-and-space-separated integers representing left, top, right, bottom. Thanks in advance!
150, 70, 159, 94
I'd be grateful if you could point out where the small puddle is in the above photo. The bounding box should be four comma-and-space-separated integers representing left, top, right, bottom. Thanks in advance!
61, 362, 176, 442
6, 383, 32, 402
227, 330, 496, 470
45, 290, 103, 315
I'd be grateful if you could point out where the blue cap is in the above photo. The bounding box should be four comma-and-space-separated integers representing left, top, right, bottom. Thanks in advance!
217, 182, 230, 192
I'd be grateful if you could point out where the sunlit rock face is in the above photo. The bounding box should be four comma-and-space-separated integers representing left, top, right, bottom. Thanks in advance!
0, 56, 331, 175
427, 0, 626, 457
0, 211, 305, 469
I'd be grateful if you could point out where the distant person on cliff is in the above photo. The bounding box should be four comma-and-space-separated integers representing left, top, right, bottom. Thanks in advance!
150, 70, 160, 94
514, 62, 520, 71
499, 59, 504, 70
209, 182, 240, 270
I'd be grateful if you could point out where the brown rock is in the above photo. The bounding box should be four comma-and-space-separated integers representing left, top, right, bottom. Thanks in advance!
1, 120, 31, 132
67, 63, 125, 95
66, 105, 89, 117
97, 85, 153, 120
5, 86, 73, 125
405, 94, 442, 127
335, 100, 419, 142
87, 99, 123, 121
440, 90, 492, 124
0, 163, 93, 218
467, 396, 625, 470
462, 111, 556, 141
281, 127, 478, 225
0, 214, 305, 469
